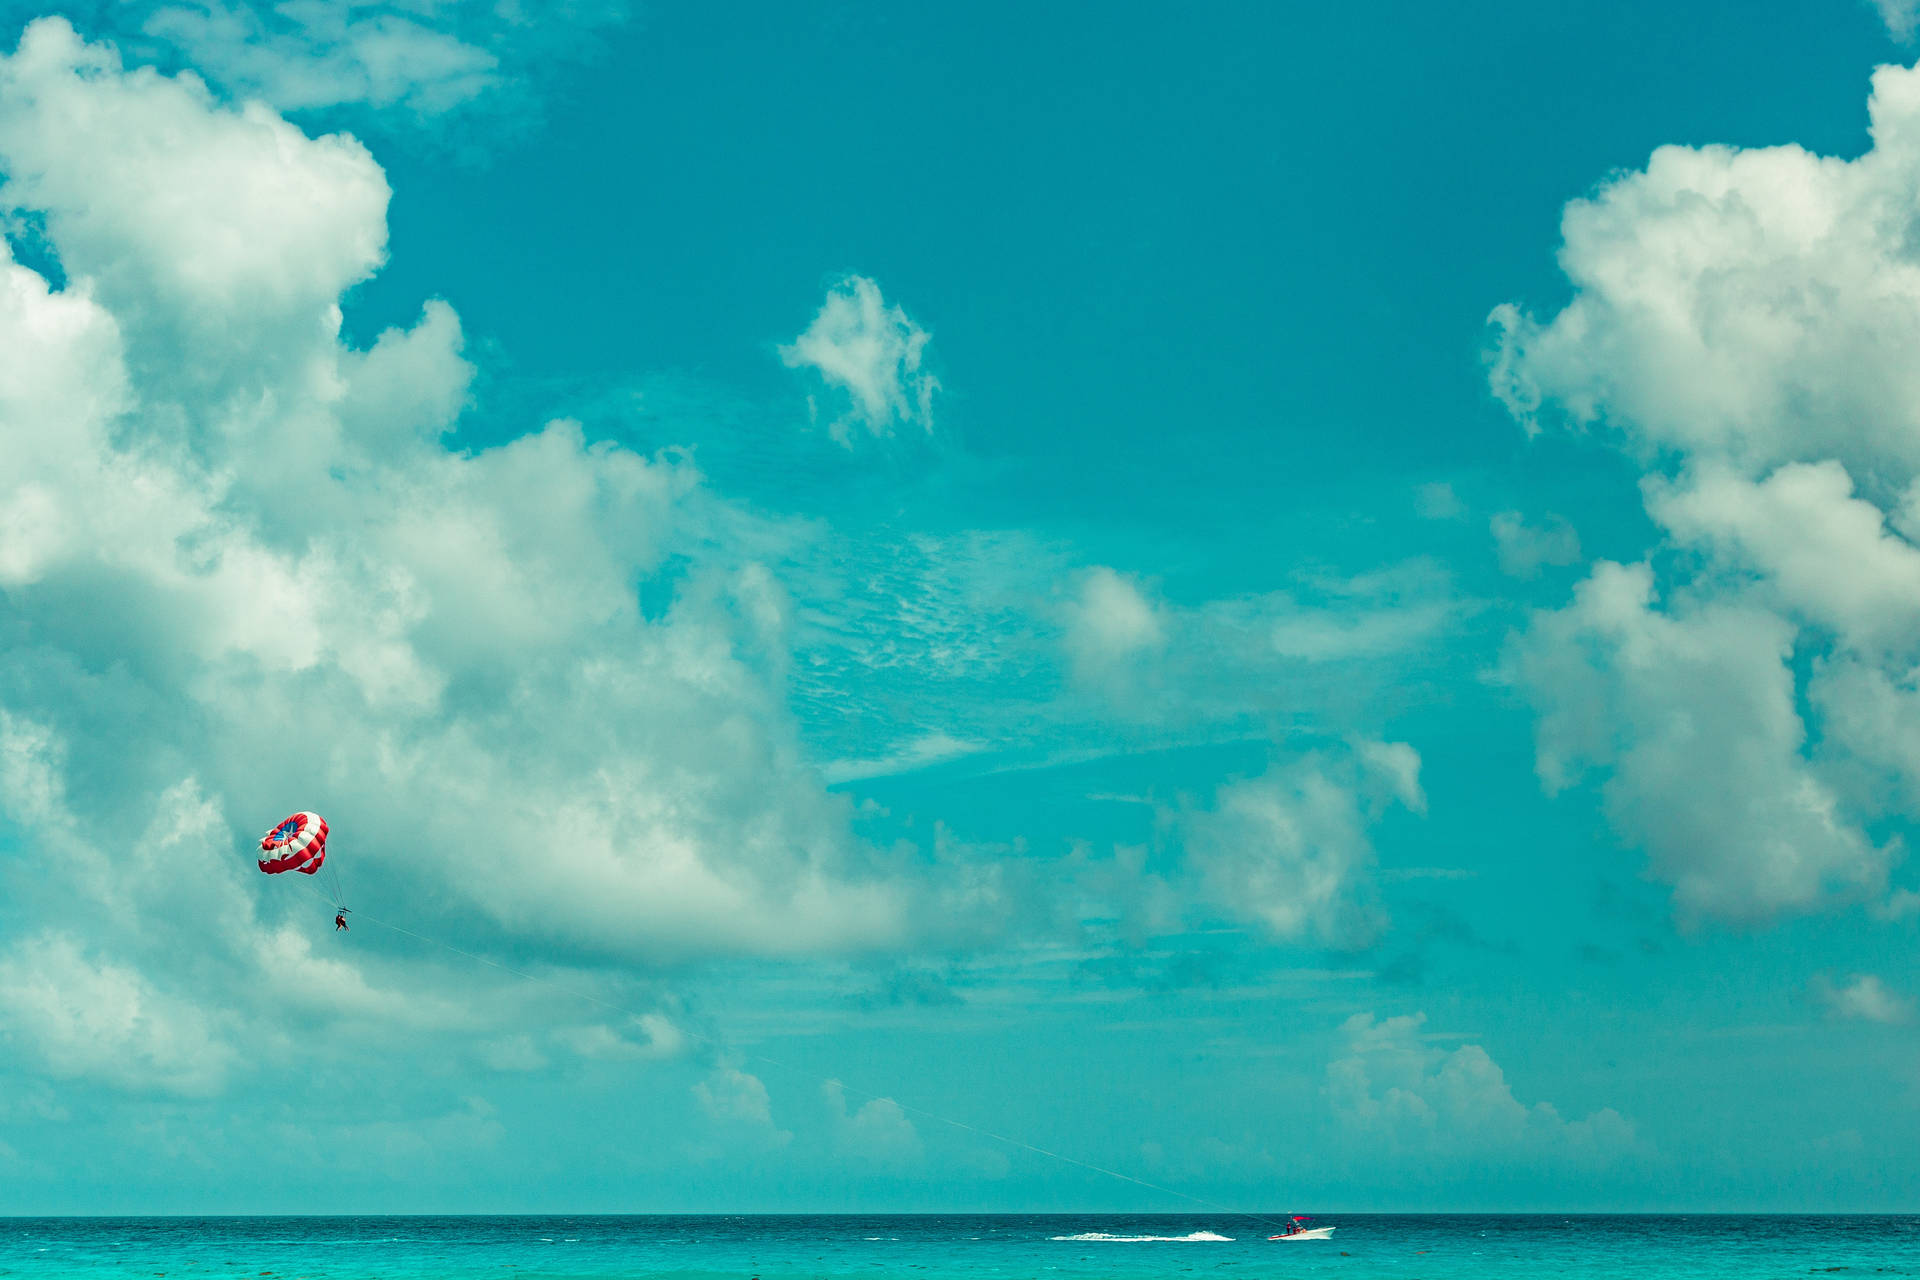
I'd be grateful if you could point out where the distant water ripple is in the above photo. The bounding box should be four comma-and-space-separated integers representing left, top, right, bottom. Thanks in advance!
2, 1213, 1917, 1279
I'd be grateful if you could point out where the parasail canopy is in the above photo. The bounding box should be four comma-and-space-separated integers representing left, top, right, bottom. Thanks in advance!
259, 811, 328, 876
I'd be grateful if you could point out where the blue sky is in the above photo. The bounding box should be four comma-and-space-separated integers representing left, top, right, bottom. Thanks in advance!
1, 0, 1919, 1214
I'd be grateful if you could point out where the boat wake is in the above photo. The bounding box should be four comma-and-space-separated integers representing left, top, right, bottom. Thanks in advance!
1050, 1232, 1235, 1243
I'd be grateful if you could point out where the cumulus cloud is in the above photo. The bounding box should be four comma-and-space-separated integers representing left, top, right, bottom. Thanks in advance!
1807, 660, 1920, 823
0, 18, 389, 409
0, 934, 234, 1096
1507, 562, 1888, 921
693, 1063, 791, 1146
0, 19, 926, 974
1487, 65, 1920, 476
1060, 567, 1165, 691
1180, 741, 1423, 949
781, 275, 938, 445
1646, 462, 1920, 658
823, 1079, 923, 1168
1326, 1012, 1640, 1163
1815, 973, 1914, 1024
0, 711, 480, 1051
0, 21, 1017, 1098
1490, 57, 1920, 923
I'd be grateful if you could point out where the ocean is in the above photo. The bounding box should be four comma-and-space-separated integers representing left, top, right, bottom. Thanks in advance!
2, 1214, 1916, 1279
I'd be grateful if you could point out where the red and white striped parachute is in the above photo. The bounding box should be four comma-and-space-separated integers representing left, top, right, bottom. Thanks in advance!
259, 811, 328, 875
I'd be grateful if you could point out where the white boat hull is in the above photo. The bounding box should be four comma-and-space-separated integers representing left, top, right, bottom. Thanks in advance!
1270, 1227, 1335, 1240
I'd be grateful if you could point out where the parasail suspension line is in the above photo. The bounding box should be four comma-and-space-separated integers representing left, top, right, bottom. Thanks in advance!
347, 906, 1302, 1236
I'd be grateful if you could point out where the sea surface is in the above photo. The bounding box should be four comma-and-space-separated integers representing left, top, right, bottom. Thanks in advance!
2, 1214, 1917, 1280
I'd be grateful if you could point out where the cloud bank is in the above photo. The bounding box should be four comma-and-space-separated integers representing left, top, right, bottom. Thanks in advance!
0, 22, 1439, 1131
0, 19, 947, 1108
1325, 1013, 1641, 1167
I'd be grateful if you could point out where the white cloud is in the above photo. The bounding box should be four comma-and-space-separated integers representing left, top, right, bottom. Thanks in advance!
1507, 562, 1888, 921
823, 1079, 923, 1168
793, 527, 1459, 804
693, 1063, 791, 1146
1646, 462, 1920, 658
143, 3, 501, 116
1266, 564, 1460, 662
821, 731, 987, 784
1180, 742, 1422, 948
338, 298, 475, 449
1805, 659, 1920, 823
0, 23, 1035, 1102
1060, 567, 1166, 692
1876, 0, 1920, 43
558, 1014, 685, 1061
109, 1, 630, 123
0, 717, 478, 1047
0, 21, 926, 975
0, 934, 234, 1096
1489, 59, 1920, 923
1490, 510, 1581, 579
634, 1013, 686, 1057
1325, 1012, 1640, 1163
1354, 738, 1426, 814
0, 18, 390, 392
1039, 559, 1459, 729
1815, 973, 1914, 1024
1488, 63, 1920, 477
781, 275, 937, 445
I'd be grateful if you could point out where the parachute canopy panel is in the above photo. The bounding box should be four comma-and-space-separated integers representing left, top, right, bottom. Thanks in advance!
259, 811, 328, 875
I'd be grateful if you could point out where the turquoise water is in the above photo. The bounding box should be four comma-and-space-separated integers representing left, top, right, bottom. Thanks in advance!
2, 1215, 1917, 1279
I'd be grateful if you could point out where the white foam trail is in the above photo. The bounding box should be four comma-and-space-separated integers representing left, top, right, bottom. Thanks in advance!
1050, 1232, 1235, 1242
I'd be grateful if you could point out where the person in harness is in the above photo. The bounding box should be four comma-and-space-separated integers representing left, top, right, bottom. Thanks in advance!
334, 911, 350, 932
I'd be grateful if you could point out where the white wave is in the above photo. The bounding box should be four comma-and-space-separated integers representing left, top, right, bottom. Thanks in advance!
1050, 1231, 1235, 1242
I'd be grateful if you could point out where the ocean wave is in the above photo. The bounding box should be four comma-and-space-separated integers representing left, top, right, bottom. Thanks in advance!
1050, 1231, 1235, 1242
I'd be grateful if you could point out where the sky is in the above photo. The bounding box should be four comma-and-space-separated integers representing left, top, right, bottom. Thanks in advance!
0, 0, 1918, 1215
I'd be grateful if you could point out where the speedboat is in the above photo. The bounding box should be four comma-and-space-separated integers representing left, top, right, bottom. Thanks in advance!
1268, 1217, 1334, 1240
